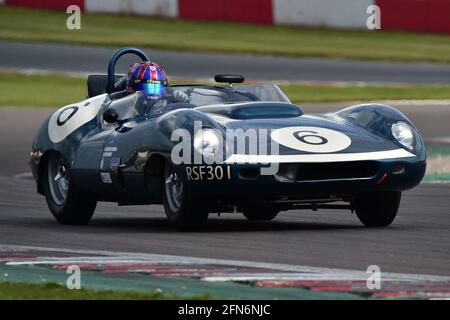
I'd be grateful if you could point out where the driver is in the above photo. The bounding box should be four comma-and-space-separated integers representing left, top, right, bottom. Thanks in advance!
126, 62, 189, 114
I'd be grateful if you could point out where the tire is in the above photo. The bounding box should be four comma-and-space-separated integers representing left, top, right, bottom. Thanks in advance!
242, 206, 279, 221
354, 191, 401, 227
43, 153, 97, 225
163, 162, 208, 230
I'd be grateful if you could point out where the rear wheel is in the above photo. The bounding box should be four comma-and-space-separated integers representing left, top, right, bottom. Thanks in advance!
163, 162, 208, 230
43, 153, 96, 225
242, 206, 279, 221
354, 191, 401, 227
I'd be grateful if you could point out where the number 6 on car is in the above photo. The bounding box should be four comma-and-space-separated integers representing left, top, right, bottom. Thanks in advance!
271, 126, 352, 153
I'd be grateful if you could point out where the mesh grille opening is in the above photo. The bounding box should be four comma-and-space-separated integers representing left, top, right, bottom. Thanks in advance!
276, 161, 378, 182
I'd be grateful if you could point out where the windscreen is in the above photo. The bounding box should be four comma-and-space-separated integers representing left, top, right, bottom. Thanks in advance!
171, 84, 291, 107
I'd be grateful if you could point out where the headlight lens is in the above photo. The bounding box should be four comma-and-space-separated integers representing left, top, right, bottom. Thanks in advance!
391, 121, 414, 149
194, 129, 222, 158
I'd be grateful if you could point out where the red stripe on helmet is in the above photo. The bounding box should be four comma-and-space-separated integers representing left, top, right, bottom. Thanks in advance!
137, 64, 148, 81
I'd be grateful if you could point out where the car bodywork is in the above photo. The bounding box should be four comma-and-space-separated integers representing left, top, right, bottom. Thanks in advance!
30, 48, 426, 227
30, 97, 426, 201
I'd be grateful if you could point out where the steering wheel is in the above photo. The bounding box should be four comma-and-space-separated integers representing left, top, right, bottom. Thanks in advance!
106, 47, 150, 94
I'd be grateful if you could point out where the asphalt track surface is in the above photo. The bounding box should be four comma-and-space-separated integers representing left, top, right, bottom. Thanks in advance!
3, 40, 450, 84
0, 105, 449, 276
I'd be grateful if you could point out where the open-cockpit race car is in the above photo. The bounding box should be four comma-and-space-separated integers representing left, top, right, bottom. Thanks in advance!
30, 48, 426, 229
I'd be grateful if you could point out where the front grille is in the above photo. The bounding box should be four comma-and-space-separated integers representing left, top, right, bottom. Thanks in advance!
276, 161, 378, 182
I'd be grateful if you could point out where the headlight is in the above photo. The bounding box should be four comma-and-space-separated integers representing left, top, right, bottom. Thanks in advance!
194, 129, 222, 158
391, 121, 414, 150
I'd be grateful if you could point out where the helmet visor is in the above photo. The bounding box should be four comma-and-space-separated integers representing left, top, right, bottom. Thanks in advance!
143, 82, 165, 96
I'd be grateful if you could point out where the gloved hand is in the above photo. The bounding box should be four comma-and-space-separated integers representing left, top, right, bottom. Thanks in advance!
172, 90, 189, 103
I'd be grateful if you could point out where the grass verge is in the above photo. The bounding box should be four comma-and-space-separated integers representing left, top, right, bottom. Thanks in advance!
280, 83, 450, 103
0, 72, 85, 107
0, 281, 208, 299
2, 71, 450, 107
2, 7, 450, 63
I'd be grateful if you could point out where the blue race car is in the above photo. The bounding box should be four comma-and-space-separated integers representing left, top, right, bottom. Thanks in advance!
30, 48, 426, 229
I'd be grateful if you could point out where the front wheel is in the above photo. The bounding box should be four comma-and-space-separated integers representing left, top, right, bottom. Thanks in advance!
354, 191, 401, 227
163, 162, 208, 230
43, 153, 96, 225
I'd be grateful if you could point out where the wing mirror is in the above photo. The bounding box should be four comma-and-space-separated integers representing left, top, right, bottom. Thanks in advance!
103, 108, 120, 124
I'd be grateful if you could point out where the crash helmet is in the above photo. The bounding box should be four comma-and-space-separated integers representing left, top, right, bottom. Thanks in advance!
126, 62, 168, 98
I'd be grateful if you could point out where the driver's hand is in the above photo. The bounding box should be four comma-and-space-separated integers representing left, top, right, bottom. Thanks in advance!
173, 90, 189, 103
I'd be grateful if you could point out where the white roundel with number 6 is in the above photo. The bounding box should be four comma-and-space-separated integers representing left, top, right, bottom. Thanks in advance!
271, 126, 351, 153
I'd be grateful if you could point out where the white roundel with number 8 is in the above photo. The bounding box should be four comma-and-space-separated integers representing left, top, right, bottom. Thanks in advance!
271, 126, 351, 153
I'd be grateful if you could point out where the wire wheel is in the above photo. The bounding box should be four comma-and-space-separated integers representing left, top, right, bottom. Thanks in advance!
47, 153, 69, 206
162, 161, 209, 230
164, 164, 184, 212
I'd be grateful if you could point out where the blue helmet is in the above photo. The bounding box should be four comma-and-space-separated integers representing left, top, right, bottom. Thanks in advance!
126, 62, 168, 97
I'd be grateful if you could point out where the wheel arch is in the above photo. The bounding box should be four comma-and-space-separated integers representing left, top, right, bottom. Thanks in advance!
335, 103, 416, 133
36, 150, 64, 195
335, 103, 425, 155
144, 153, 167, 204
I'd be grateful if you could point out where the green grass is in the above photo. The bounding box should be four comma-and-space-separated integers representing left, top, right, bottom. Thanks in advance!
3, 7, 450, 63
0, 72, 85, 107
0, 281, 208, 299
280, 83, 450, 103
2, 72, 450, 107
